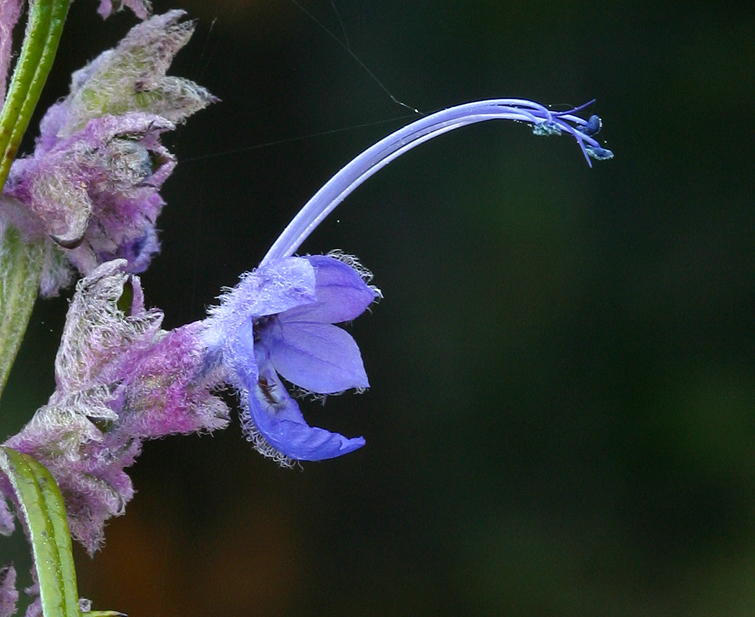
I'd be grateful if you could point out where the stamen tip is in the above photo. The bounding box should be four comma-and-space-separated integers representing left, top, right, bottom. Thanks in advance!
532, 121, 562, 137
585, 144, 614, 161
582, 114, 602, 136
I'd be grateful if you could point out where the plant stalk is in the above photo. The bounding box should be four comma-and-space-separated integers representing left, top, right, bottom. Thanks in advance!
0, 0, 72, 193
0, 226, 43, 399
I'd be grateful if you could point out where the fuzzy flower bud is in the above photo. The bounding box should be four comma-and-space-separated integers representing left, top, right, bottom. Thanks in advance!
4, 260, 228, 553
0, 11, 216, 295
3, 113, 176, 273
46, 10, 215, 141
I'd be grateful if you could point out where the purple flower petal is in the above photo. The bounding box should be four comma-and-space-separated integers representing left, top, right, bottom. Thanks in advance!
207, 258, 316, 328
224, 318, 259, 391
202, 257, 317, 373
279, 255, 377, 324
265, 320, 369, 393
202, 254, 376, 462
244, 364, 365, 462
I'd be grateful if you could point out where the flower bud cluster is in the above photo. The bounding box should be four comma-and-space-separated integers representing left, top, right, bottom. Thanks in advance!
0, 10, 215, 296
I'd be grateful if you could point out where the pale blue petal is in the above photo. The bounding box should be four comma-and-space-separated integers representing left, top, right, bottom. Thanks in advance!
264, 321, 369, 393
202, 257, 316, 358
279, 256, 376, 324
224, 318, 258, 390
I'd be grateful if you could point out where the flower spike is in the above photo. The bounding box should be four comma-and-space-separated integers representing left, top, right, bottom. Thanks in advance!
261, 99, 612, 266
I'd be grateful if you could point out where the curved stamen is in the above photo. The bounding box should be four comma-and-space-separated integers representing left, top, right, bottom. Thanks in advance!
261, 99, 612, 266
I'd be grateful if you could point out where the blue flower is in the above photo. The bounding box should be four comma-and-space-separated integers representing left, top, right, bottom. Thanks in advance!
204, 254, 378, 463
206, 98, 611, 464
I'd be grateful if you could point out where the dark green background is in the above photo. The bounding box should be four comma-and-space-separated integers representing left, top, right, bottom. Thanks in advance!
2, 1, 755, 615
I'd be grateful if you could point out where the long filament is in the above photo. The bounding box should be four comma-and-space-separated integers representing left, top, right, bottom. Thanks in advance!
261, 99, 611, 266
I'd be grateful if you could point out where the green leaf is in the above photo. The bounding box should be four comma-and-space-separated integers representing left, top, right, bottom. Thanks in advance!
0, 447, 79, 617
0, 0, 72, 194
0, 0, 71, 402
0, 448, 125, 617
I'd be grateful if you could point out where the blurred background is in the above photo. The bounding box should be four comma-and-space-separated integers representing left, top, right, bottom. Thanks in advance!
2, 0, 755, 615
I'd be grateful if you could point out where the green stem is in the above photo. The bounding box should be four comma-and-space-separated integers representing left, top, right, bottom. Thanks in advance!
0, 0, 71, 194
0, 0, 71, 401
0, 226, 43, 399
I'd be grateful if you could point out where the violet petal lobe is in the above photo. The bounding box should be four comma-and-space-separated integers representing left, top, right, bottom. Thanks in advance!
245, 361, 365, 462
263, 321, 369, 394
279, 255, 377, 324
